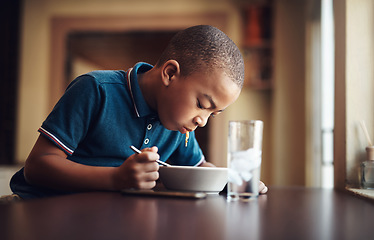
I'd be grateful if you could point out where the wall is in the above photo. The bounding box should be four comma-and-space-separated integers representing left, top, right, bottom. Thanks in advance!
270, 0, 307, 186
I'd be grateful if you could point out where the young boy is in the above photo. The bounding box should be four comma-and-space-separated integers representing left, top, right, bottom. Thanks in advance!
9, 25, 267, 199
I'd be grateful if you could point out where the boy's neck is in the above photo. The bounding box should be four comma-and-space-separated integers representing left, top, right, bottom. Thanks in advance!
137, 67, 159, 112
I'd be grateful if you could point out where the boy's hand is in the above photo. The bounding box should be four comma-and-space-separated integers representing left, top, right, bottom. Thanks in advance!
112, 146, 160, 190
259, 181, 268, 194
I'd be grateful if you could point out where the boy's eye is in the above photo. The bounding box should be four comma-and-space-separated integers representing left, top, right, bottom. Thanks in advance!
197, 99, 205, 109
197, 99, 221, 118
210, 112, 219, 118
210, 110, 223, 118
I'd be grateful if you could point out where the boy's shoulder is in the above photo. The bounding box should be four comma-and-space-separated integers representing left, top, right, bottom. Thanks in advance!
81, 70, 125, 85
66, 70, 126, 93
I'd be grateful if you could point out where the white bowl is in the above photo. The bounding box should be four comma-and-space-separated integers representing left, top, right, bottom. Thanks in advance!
158, 166, 228, 193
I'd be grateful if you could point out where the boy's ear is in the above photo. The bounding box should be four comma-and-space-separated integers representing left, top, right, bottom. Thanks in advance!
161, 60, 180, 87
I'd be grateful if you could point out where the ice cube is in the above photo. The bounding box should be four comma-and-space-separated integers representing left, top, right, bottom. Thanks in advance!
228, 148, 262, 184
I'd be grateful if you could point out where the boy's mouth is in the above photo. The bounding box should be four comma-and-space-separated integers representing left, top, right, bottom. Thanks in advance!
180, 127, 193, 134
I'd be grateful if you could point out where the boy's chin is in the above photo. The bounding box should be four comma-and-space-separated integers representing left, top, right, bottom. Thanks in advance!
160, 122, 178, 132
171, 126, 186, 134
159, 120, 184, 133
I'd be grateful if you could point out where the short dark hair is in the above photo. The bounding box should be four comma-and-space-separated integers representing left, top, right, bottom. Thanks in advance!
155, 25, 244, 88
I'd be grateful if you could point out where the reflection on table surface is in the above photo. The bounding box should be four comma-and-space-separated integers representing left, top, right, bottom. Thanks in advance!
1, 186, 373, 240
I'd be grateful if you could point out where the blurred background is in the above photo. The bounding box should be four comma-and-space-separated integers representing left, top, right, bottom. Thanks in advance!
1, 0, 338, 195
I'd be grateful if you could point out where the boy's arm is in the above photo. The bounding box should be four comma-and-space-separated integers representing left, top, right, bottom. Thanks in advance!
24, 135, 160, 192
198, 161, 216, 167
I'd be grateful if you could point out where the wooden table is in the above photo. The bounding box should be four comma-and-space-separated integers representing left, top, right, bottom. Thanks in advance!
1, 186, 373, 240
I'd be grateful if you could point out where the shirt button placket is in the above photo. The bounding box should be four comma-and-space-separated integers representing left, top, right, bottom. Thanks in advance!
143, 123, 152, 146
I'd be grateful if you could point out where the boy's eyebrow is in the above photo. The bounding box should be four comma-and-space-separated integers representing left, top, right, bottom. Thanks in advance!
202, 94, 226, 113
204, 93, 227, 112
203, 94, 217, 109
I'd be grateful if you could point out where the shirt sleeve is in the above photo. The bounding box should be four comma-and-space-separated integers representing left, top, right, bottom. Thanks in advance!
38, 74, 102, 155
167, 131, 205, 166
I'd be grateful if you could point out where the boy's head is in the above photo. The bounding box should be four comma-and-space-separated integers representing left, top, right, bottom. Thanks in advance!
155, 25, 244, 88
150, 25, 243, 133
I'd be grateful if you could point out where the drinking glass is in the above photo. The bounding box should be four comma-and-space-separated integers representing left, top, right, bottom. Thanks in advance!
227, 120, 263, 201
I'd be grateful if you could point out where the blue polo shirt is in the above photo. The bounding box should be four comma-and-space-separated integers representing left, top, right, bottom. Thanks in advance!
10, 62, 204, 199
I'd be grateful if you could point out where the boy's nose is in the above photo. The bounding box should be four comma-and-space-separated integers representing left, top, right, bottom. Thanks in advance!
194, 115, 209, 128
